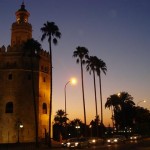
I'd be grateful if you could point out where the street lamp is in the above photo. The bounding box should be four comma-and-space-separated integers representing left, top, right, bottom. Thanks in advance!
117, 92, 121, 97
17, 120, 23, 143
89, 125, 92, 137
64, 77, 77, 116
75, 122, 80, 137
137, 100, 146, 106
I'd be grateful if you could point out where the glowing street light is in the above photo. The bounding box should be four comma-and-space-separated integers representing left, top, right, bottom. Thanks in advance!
64, 77, 77, 116
137, 100, 146, 106
17, 120, 23, 143
117, 92, 121, 97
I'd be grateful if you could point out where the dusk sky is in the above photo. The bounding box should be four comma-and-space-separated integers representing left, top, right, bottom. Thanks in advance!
0, 0, 150, 126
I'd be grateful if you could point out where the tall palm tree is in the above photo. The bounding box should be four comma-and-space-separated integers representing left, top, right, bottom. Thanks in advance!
73, 46, 89, 136
22, 38, 41, 147
41, 21, 61, 147
86, 56, 98, 119
86, 56, 99, 136
96, 58, 107, 125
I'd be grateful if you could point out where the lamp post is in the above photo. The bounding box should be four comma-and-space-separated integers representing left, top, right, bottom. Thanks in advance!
64, 81, 70, 116
64, 78, 77, 116
137, 100, 146, 106
17, 120, 23, 143
75, 122, 80, 138
89, 125, 92, 137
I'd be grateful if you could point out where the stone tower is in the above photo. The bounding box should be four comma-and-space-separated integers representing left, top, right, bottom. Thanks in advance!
11, 2, 32, 47
0, 2, 50, 143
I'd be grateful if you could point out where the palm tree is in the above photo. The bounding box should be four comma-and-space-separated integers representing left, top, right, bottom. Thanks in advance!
54, 109, 68, 140
41, 21, 61, 147
86, 56, 99, 136
73, 46, 89, 136
70, 118, 83, 127
69, 118, 84, 137
86, 56, 98, 119
118, 92, 135, 109
54, 109, 68, 126
89, 115, 100, 137
96, 58, 107, 125
105, 94, 120, 129
117, 92, 135, 129
22, 38, 41, 147
105, 92, 135, 129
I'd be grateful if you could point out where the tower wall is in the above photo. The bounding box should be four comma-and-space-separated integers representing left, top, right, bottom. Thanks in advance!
0, 47, 50, 143
0, 3, 51, 143
11, 23, 32, 47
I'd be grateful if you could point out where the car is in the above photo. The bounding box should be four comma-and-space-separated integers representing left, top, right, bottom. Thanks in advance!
61, 140, 68, 147
106, 135, 126, 144
129, 134, 142, 140
88, 137, 104, 145
65, 137, 90, 148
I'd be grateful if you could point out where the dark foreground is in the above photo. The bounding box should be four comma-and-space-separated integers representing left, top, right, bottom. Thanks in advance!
0, 138, 150, 150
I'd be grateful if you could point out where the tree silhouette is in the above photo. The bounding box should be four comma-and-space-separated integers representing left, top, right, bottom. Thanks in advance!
41, 21, 61, 147
105, 92, 135, 130
23, 38, 41, 147
73, 46, 89, 136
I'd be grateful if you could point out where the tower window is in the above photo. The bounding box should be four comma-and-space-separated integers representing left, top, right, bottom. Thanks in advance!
6, 102, 13, 113
17, 18, 20, 23
42, 103, 47, 114
8, 73, 12, 80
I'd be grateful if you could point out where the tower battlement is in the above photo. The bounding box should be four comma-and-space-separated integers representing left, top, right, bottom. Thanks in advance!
0, 45, 49, 57
39, 49, 49, 58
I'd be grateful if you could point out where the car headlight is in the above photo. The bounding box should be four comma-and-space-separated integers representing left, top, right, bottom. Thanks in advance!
107, 139, 111, 142
75, 142, 79, 146
114, 139, 118, 142
92, 139, 96, 143
67, 142, 70, 146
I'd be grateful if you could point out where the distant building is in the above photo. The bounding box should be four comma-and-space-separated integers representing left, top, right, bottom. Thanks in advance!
0, 2, 50, 143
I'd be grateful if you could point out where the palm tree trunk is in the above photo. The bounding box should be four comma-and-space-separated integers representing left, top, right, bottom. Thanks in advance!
93, 70, 98, 137
93, 70, 98, 117
98, 73, 103, 124
111, 106, 114, 131
48, 38, 52, 147
31, 56, 39, 147
80, 61, 87, 136
99, 72, 104, 137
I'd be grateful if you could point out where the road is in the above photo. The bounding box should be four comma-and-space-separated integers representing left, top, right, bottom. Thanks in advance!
0, 138, 149, 150
59, 138, 150, 150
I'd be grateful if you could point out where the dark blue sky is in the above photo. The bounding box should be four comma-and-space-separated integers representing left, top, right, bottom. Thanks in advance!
0, 0, 150, 125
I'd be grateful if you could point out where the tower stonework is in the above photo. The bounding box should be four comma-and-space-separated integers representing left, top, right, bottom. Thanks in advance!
0, 3, 50, 143
11, 2, 32, 47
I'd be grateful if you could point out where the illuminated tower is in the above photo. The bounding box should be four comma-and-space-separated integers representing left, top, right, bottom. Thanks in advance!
0, 3, 50, 143
11, 2, 32, 47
